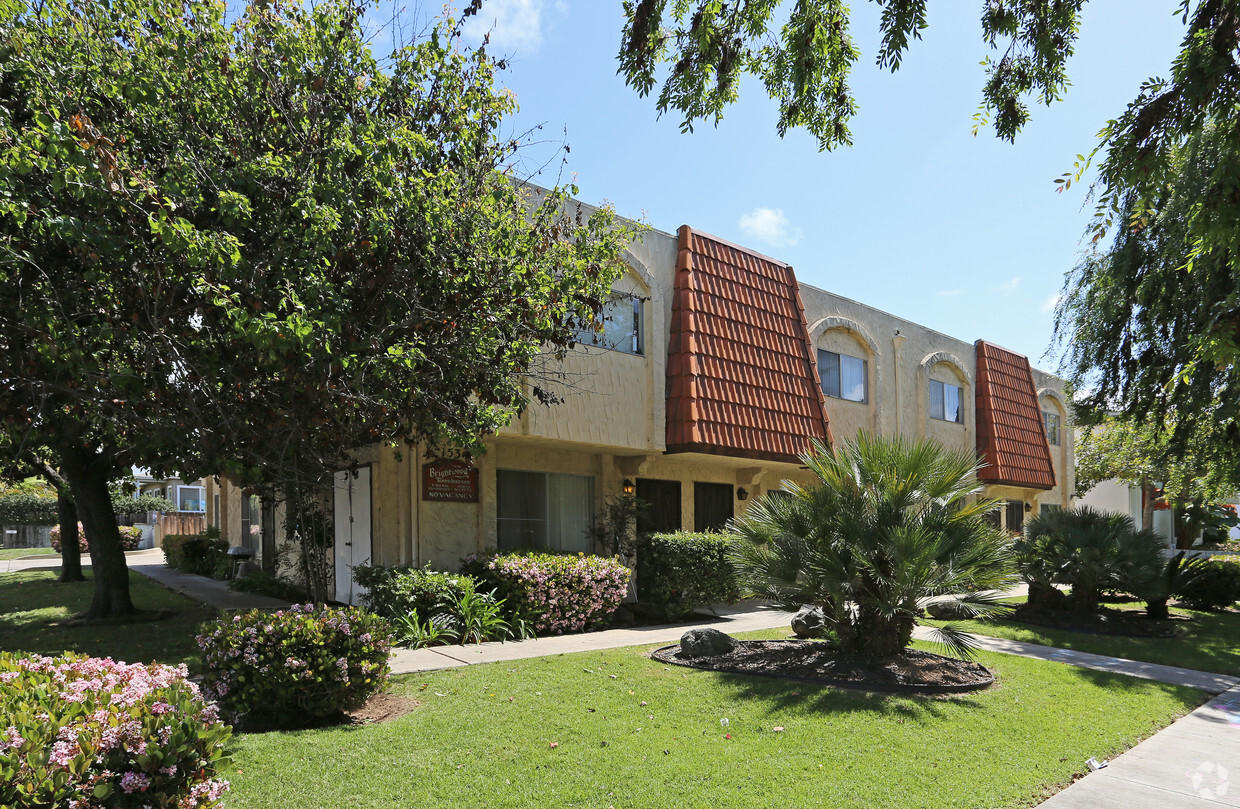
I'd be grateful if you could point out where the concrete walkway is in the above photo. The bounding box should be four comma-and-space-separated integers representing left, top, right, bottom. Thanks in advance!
130, 554, 293, 612
1, 547, 294, 612
909, 626, 1240, 694
1036, 685, 1240, 808
389, 603, 792, 673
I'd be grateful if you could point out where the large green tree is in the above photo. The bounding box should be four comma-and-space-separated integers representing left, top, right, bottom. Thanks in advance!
1074, 413, 1240, 546
0, 0, 631, 617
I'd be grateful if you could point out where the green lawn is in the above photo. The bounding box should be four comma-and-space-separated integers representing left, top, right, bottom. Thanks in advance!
0, 546, 56, 560
926, 598, 1240, 676
0, 568, 214, 668
226, 629, 1203, 809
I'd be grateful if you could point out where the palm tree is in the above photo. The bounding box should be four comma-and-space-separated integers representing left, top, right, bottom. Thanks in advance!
1017, 506, 1165, 614
729, 432, 1017, 660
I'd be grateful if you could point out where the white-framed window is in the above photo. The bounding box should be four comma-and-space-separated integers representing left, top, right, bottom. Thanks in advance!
497, 470, 595, 552
929, 379, 963, 423
1042, 410, 1062, 445
578, 295, 643, 355
818, 349, 867, 402
177, 485, 205, 512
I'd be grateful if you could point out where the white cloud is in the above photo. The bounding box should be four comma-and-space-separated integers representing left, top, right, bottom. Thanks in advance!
992, 276, 1021, 293
1041, 293, 1063, 313
936, 289, 962, 298
461, 0, 545, 54
737, 207, 803, 248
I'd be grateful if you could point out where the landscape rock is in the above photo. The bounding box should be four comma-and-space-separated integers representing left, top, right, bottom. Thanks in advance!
790, 605, 827, 638
925, 600, 973, 621
679, 627, 737, 658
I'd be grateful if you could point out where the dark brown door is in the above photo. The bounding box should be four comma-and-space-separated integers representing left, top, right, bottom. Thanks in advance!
694, 482, 734, 532
636, 479, 681, 535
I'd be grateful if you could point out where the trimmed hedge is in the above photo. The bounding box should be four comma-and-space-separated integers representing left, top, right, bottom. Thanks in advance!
0, 652, 231, 808
461, 551, 630, 634
636, 531, 741, 619
196, 604, 392, 729
1179, 554, 1240, 611
163, 533, 229, 578
50, 523, 142, 553
352, 564, 478, 621
0, 492, 58, 525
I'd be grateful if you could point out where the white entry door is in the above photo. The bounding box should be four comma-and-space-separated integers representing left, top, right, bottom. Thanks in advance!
333, 467, 371, 605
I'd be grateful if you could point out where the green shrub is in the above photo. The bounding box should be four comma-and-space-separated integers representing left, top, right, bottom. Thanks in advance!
353, 563, 478, 621
461, 551, 630, 634
1177, 555, 1240, 610
229, 568, 306, 601
163, 533, 229, 577
0, 652, 231, 808
196, 604, 392, 728
0, 492, 58, 525
636, 531, 740, 619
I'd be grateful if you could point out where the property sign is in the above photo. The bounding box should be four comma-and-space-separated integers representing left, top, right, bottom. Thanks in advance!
422, 459, 479, 502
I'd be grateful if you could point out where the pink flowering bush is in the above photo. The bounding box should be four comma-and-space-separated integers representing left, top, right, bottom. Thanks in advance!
196, 604, 392, 728
461, 552, 630, 634
0, 652, 231, 808
50, 523, 142, 554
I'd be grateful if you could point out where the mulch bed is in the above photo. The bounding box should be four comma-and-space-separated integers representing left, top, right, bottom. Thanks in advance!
1009, 604, 1188, 638
652, 640, 994, 694
345, 691, 420, 725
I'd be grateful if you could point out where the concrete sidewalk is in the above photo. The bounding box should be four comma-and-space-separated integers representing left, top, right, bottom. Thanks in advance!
1035, 685, 1240, 808
910, 626, 1240, 694
389, 603, 792, 673
130, 555, 293, 612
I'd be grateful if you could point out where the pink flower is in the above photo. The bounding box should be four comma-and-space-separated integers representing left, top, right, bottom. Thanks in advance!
120, 771, 151, 793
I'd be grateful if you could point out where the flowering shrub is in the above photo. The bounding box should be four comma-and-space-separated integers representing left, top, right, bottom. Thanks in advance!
0, 652, 231, 808
50, 524, 142, 554
461, 552, 630, 634
197, 604, 392, 728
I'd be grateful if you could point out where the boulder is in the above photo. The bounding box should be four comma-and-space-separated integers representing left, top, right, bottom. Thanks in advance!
790, 604, 826, 638
679, 627, 736, 658
430, 612, 463, 639
925, 599, 973, 621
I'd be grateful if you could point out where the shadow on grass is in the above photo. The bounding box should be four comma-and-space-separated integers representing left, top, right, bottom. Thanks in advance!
688, 663, 987, 721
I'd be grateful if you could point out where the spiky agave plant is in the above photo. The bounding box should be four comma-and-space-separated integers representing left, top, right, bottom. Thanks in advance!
729, 432, 1017, 660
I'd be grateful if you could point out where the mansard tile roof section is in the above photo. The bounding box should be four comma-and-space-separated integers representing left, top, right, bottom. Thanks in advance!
974, 340, 1056, 490
666, 226, 832, 464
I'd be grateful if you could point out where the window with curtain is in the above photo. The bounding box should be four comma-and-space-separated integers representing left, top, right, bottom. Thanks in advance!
497, 470, 595, 552
1042, 410, 1061, 445
929, 378, 963, 423
818, 349, 867, 402
577, 295, 643, 355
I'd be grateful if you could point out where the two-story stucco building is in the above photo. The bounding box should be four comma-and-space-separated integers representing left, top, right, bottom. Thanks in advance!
205, 216, 1074, 604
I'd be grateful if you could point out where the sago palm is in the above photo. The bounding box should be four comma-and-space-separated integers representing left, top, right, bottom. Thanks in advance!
729, 432, 1017, 660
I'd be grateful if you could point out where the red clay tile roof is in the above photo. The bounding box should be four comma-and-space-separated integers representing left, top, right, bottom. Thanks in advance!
666, 226, 832, 464
974, 340, 1056, 490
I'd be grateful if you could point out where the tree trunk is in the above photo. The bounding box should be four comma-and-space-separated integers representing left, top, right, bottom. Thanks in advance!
1141, 482, 1157, 533
56, 491, 84, 583
61, 446, 136, 618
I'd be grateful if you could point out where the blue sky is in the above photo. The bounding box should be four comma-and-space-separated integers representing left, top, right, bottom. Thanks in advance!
360, 1, 1186, 370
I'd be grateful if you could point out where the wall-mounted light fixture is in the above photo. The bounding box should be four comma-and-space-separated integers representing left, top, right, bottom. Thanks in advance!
1025, 502, 1033, 512
737, 488, 749, 501
622, 479, 635, 495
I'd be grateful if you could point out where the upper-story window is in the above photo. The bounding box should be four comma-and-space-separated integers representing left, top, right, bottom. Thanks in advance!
1042, 410, 1061, 445
818, 349, 867, 402
929, 379, 963, 423
579, 295, 643, 355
